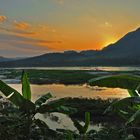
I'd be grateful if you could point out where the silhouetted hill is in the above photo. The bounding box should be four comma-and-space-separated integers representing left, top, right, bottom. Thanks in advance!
102, 27, 140, 58
0, 56, 11, 62
1, 27, 140, 67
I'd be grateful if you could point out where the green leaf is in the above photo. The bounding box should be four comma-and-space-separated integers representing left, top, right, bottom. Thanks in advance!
88, 75, 140, 91
105, 97, 140, 112
22, 71, 31, 100
127, 109, 140, 125
47, 98, 65, 107
127, 90, 139, 97
37, 98, 65, 113
73, 112, 90, 135
83, 112, 90, 133
34, 119, 49, 129
104, 97, 140, 119
0, 80, 35, 112
35, 93, 53, 107
37, 97, 77, 114
73, 119, 85, 134
0, 80, 23, 106
50, 106, 77, 114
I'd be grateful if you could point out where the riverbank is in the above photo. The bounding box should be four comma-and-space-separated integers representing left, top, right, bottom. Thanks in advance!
64, 97, 125, 123
1, 69, 140, 85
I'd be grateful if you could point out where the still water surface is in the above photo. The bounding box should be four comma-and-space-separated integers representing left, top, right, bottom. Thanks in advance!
9, 84, 129, 101
4, 66, 140, 71
0, 66, 132, 131
6, 84, 129, 131
0, 67, 132, 131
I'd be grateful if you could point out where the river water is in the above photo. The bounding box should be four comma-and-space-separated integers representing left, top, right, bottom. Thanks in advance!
0, 67, 132, 131
9, 84, 129, 101
6, 83, 129, 131
2, 66, 140, 71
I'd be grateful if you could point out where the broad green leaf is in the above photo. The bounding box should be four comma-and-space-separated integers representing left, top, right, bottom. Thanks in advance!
127, 90, 139, 97
0, 80, 35, 112
127, 109, 140, 125
50, 106, 77, 114
105, 97, 140, 112
35, 93, 53, 107
37, 98, 65, 113
19, 99, 35, 113
22, 71, 31, 100
73, 112, 90, 135
34, 119, 49, 129
47, 98, 65, 107
83, 112, 90, 133
88, 75, 140, 91
73, 119, 85, 134
37, 97, 77, 114
104, 97, 140, 119
38, 104, 76, 115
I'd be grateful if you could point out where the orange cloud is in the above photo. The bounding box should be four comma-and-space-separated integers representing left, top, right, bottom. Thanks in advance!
57, 0, 64, 4
0, 15, 7, 22
0, 26, 36, 36
14, 21, 30, 30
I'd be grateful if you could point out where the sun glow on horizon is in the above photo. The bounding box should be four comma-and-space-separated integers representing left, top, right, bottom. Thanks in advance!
102, 36, 119, 47
0, 0, 140, 57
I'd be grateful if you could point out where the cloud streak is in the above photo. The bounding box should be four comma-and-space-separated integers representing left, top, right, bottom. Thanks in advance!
0, 27, 36, 36
0, 33, 62, 57
0, 15, 7, 22
0, 15, 62, 57
0, 33, 62, 47
14, 21, 30, 30
57, 0, 64, 4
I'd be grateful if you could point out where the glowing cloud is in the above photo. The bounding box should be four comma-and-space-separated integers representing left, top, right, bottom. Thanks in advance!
14, 21, 30, 30
0, 15, 7, 22
0, 0, 140, 57
57, 0, 64, 4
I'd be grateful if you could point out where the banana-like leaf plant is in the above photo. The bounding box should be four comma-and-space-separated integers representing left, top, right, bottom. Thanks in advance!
88, 75, 140, 118
88, 74, 140, 138
0, 71, 77, 139
73, 112, 90, 135
57, 112, 91, 140
71, 112, 91, 140
89, 74, 140, 96
0, 71, 76, 115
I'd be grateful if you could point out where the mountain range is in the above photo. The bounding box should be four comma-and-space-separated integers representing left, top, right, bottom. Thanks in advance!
0, 27, 140, 67
0, 56, 12, 62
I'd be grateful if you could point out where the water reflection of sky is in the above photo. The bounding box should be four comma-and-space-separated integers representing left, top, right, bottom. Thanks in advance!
2, 83, 129, 131
35, 112, 102, 132
8, 84, 129, 101
1, 66, 140, 71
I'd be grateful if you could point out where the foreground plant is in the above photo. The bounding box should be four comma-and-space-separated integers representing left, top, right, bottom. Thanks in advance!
73, 112, 90, 138
57, 112, 94, 140
0, 71, 76, 140
88, 74, 140, 139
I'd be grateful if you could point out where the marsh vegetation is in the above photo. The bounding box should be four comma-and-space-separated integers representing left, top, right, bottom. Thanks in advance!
0, 69, 140, 139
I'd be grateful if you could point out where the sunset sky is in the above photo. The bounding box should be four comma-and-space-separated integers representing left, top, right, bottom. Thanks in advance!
0, 0, 140, 57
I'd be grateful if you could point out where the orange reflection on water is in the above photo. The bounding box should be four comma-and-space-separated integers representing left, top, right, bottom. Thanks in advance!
9, 84, 129, 101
